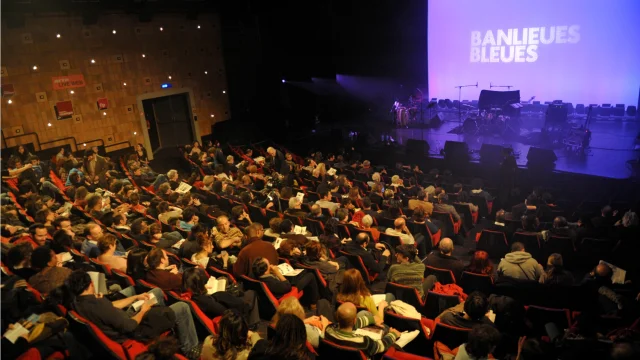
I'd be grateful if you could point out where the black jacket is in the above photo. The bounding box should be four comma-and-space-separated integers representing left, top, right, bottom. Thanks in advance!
424, 251, 465, 282
343, 242, 386, 276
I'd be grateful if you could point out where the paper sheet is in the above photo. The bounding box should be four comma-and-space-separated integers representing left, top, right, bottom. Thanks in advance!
206, 277, 227, 295
4, 323, 29, 344
371, 294, 387, 306
277, 263, 304, 277
395, 330, 420, 348
132, 292, 157, 312
354, 326, 383, 340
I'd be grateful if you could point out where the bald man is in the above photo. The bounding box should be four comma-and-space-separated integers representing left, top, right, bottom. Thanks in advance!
424, 237, 465, 282
385, 217, 428, 258
343, 233, 389, 280
324, 302, 400, 357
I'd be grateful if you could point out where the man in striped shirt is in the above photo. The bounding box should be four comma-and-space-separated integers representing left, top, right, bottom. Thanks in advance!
324, 302, 400, 357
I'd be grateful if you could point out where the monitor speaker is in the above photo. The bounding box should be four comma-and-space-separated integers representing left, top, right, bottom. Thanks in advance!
444, 141, 469, 163
406, 139, 430, 156
479, 144, 504, 166
429, 113, 443, 128
526, 147, 557, 170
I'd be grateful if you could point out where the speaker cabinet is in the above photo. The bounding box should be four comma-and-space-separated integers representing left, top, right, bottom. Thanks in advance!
406, 139, 430, 156
479, 144, 504, 166
444, 141, 469, 164
526, 147, 557, 171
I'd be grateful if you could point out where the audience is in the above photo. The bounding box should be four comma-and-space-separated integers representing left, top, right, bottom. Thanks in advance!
424, 238, 465, 282
2, 141, 638, 360
497, 242, 544, 281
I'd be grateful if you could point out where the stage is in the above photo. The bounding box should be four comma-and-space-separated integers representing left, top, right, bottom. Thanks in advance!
391, 114, 640, 179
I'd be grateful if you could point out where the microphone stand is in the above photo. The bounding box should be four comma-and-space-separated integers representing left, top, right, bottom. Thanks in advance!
454, 82, 478, 124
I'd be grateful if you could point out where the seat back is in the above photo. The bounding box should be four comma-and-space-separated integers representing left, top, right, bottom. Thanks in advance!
459, 271, 493, 295
239, 275, 279, 320
431, 321, 471, 350
511, 232, 542, 262
452, 203, 473, 230
181, 257, 200, 269
405, 221, 433, 253
383, 311, 431, 356
208, 266, 237, 285
317, 338, 367, 360
424, 265, 456, 284
385, 282, 425, 312
543, 236, 575, 266
167, 291, 216, 340
89, 258, 113, 276
248, 205, 268, 226
525, 305, 571, 337
336, 224, 351, 240
424, 291, 460, 319
470, 196, 490, 218
340, 251, 376, 284
111, 268, 136, 288
67, 310, 139, 359
477, 230, 509, 260
283, 213, 303, 226
431, 211, 456, 237
303, 218, 325, 236
379, 232, 402, 249
136, 279, 168, 301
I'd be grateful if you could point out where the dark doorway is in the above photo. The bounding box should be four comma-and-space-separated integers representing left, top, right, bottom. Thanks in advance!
142, 93, 194, 152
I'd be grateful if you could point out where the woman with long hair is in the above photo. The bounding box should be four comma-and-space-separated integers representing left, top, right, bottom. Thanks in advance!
202, 309, 261, 360
135, 143, 149, 163
271, 297, 333, 348
249, 314, 315, 360
126, 247, 149, 280
336, 269, 389, 317
539, 253, 574, 286
465, 250, 495, 280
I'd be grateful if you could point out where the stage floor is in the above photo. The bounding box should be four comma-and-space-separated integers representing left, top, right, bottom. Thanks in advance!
392, 116, 640, 179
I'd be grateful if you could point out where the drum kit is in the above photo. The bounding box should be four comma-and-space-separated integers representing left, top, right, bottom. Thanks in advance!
392, 93, 422, 127
463, 106, 520, 136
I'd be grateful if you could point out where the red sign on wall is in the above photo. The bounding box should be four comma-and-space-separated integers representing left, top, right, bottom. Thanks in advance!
97, 97, 109, 110
52, 74, 86, 90
54, 101, 74, 120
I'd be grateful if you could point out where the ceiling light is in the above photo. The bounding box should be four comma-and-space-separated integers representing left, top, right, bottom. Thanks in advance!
83, 143, 87, 147
204, 71, 208, 75
123, 82, 127, 86
47, 122, 52, 127
159, 27, 163, 31
142, 54, 146, 58
32, 65, 38, 70
210, 114, 214, 118
222, 90, 226, 94
7, 99, 13, 104
133, 132, 137, 135
91, 59, 96, 64
56, 34, 61, 38
168, 75, 172, 80
69, 90, 74, 94
102, 112, 107, 116
112, 30, 116, 34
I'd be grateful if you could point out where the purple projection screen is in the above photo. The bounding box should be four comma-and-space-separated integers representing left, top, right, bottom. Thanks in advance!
428, 0, 640, 105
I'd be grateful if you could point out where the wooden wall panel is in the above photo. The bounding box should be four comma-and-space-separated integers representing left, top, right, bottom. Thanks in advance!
1, 13, 229, 149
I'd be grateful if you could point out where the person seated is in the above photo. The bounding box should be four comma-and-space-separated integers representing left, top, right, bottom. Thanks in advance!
179, 207, 199, 232
464, 250, 496, 281
387, 244, 429, 297
201, 309, 261, 360
302, 241, 345, 294
470, 178, 493, 202
411, 206, 441, 236
337, 269, 393, 316
315, 191, 339, 214
147, 223, 183, 250
264, 218, 282, 239
437, 291, 496, 329
251, 257, 319, 309
516, 213, 542, 234
548, 216, 576, 242
279, 219, 309, 246
369, 183, 384, 207
424, 238, 465, 282
324, 302, 399, 358
360, 215, 381, 242
385, 217, 427, 258
81, 223, 104, 258
285, 197, 308, 218
497, 242, 544, 281
539, 253, 574, 286
455, 324, 501, 360
408, 190, 434, 215
454, 184, 479, 213
277, 239, 306, 267
343, 233, 389, 281
145, 248, 182, 292
249, 314, 317, 360
28, 247, 72, 294
6, 243, 38, 280
434, 193, 462, 222
212, 215, 243, 251
510, 194, 539, 220
97, 234, 127, 272
272, 296, 333, 348
317, 219, 342, 255
234, 223, 278, 277
65, 270, 201, 358
305, 204, 325, 222
181, 268, 257, 324
157, 201, 183, 224
230, 205, 253, 229
191, 233, 228, 269
112, 214, 131, 232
